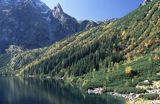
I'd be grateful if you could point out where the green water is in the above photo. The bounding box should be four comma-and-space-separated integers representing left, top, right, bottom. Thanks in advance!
0, 77, 124, 104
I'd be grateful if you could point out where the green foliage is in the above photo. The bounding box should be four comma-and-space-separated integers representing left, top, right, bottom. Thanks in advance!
104, 87, 115, 92
0, 0, 159, 99
138, 82, 152, 86
0, 54, 10, 69
0, 54, 11, 74
114, 87, 146, 94
13, 0, 160, 77
70, 50, 160, 94
140, 94, 159, 100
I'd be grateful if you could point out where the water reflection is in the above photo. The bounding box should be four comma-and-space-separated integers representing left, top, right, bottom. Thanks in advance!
0, 77, 124, 104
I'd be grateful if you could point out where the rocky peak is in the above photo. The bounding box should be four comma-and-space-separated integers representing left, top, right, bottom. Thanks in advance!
0, 1, 98, 53
52, 3, 77, 23
5, 45, 24, 56
53, 3, 64, 20
142, 0, 153, 5
55, 3, 63, 13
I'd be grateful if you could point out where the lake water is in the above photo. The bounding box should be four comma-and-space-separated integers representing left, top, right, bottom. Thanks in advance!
0, 77, 124, 104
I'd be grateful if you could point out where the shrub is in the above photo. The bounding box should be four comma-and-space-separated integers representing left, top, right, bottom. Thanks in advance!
114, 87, 146, 94
149, 75, 160, 81
83, 80, 103, 90
140, 94, 159, 100
104, 87, 114, 92
138, 82, 152, 86
125, 66, 132, 75
125, 66, 137, 77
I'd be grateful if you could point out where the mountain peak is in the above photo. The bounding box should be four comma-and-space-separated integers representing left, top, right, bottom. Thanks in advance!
57, 3, 62, 10
53, 3, 63, 14
53, 3, 65, 21
142, 0, 153, 5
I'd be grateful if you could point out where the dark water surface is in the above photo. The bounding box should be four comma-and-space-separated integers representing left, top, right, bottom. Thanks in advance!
0, 77, 124, 104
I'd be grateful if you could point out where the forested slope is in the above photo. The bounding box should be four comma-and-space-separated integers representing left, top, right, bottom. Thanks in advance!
11, 0, 160, 77
0, 1, 159, 101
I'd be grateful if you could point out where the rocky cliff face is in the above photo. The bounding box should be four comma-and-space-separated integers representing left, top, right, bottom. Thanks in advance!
142, 0, 153, 5
0, 0, 98, 53
52, 3, 98, 35
0, 0, 60, 52
52, 3, 79, 36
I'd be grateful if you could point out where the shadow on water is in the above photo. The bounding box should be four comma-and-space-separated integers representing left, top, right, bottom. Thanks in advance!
0, 77, 125, 104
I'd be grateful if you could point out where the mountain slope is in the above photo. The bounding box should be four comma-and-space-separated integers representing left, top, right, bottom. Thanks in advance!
52, 3, 98, 37
0, 0, 159, 102
10, 0, 160, 77
0, 0, 160, 102
0, 0, 55, 52
0, 1, 159, 101
0, 0, 98, 53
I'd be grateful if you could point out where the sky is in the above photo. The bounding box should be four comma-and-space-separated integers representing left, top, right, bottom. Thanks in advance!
41, 0, 144, 21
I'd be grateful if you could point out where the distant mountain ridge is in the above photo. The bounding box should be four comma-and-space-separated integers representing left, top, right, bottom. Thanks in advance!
0, 0, 98, 53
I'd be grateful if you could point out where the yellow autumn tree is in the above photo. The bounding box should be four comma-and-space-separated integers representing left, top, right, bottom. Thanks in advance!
125, 66, 133, 75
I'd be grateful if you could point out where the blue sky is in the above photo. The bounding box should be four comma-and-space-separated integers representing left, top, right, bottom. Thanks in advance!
41, 0, 144, 21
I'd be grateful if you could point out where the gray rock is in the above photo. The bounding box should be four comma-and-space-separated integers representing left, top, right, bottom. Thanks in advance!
0, 0, 98, 53
142, 0, 153, 5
